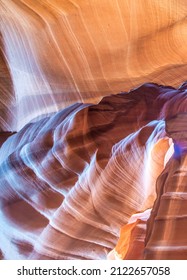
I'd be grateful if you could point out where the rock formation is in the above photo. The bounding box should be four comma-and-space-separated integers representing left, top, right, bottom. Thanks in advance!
0, 0, 187, 260
1, 0, 187, 131
0, 83, 187, 259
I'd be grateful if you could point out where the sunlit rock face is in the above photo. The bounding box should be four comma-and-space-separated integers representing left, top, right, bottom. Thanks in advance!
1, 83, 187, 260
1, 0, 187, 260
144, 113, 187, 259
1, 0, 187, 131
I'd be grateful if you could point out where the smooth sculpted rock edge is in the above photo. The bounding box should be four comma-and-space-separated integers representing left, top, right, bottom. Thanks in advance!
0, 83, 187, 259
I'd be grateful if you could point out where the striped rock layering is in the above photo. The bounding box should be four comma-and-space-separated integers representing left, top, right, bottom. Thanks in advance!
0, 82, 187, 259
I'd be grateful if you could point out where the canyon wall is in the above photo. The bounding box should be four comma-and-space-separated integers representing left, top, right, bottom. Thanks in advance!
1, 0, 187, 130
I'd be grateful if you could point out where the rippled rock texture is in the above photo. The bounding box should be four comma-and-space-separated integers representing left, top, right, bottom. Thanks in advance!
1, 82, 187, 260
1, 0, 187, 131
1, 0, 187, 260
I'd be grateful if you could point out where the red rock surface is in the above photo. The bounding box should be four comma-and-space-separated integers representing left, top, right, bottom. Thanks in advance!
1, 0, 187, 131
0, 83, 187, 259
1, 0, 187, 260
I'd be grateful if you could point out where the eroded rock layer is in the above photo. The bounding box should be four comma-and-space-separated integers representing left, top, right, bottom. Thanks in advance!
0, 83, 187, 260
1, 0, 187, 130
144, 113, 187, 259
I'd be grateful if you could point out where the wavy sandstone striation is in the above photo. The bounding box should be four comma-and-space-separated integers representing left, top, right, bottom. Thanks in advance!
1, 0, 187, 130
144, 113, 187, 259
0, 83, 187, 259
108, 138, 174, 260
1, 0, 187, 260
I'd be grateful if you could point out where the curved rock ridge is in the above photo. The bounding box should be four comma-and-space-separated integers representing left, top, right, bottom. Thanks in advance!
108, 137, 174, 260
0, 82, 187, 260
144, 113, 187, 259
1, 0, 187, 130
